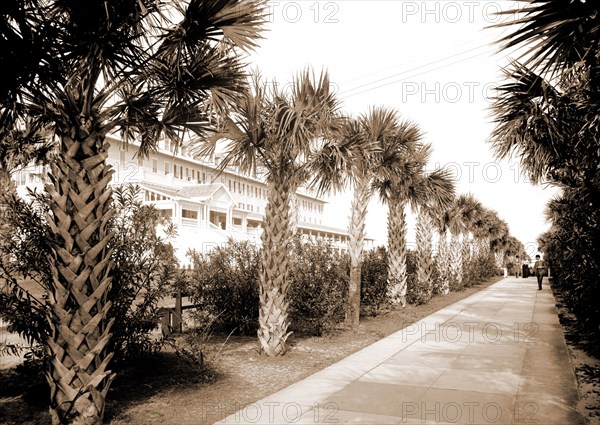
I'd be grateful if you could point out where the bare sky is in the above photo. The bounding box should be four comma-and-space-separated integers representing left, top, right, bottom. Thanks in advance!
248, 1, 559, 257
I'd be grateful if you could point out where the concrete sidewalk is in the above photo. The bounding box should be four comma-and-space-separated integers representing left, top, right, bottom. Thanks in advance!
217, 277, 585, 425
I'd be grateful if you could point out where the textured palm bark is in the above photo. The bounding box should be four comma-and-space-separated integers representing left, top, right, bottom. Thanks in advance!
461, 236, 472, 283
436, 231, 450, 295
44, 135, 115, 425
345, 180, 370, 328
415, 211, 434, 301
258, 179, 293, 356
387, 199, 407, 307
449, 234, 463, 289
288, 192, 299, 236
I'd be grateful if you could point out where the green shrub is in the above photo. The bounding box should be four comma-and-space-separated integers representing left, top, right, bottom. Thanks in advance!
360, 246, 389, 316
0, 184, 179, 365
405, 250, 427, 305
288, 238, 349, 336
187, 240, 260, 336
107, 185, 181, 364
0, 192, 52, 350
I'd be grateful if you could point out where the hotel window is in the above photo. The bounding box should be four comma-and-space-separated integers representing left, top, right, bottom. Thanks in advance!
182, 209, 198, 219
164, 162, 170, 175
152, 159, 158, 173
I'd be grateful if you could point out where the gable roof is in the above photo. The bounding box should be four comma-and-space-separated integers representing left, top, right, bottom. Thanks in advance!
178, 184, 223, 199
139, 181, 232, 204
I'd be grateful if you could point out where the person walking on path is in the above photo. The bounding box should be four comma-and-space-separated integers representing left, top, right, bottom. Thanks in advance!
534, 254, 548, 290
515, 255, 522, 278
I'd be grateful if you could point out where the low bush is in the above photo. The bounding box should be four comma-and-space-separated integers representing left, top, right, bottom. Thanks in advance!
360, 246, 389, 316
187, 240, 260, 336
107, 185, 181, 364
288, 238, 349, 336
0, 184, 179, 366
405, 250, 426, 305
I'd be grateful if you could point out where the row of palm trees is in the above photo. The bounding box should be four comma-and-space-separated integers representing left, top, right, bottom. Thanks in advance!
0, 0, 525, 423
207, 70, 525, 357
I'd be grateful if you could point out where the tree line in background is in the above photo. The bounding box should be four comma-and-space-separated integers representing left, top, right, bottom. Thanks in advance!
489, 1, 600, 338
0, 0, 566, 423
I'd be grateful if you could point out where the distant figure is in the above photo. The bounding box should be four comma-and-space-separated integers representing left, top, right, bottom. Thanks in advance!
515, 255, 522, 278
522, 261, 530, 278
534, 254, 548, 290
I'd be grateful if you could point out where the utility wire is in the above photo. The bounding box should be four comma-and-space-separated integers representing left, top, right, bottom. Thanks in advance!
339, 47, 493, 98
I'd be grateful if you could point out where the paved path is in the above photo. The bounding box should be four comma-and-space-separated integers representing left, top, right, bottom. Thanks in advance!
217, 277, 585, 425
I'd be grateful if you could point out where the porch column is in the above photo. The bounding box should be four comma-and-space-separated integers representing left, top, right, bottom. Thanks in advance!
227, 206, 233, 230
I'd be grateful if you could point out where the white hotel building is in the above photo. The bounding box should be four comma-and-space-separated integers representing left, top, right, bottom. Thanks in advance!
13, 136, 372, 265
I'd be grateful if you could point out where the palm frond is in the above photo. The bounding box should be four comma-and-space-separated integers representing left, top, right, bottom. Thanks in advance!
493, 0, 600, 75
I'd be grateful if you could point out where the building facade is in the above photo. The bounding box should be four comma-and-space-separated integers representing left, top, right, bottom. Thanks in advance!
14, 136, 372, 265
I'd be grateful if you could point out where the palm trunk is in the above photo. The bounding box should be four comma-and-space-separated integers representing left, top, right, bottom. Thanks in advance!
345, 179, 370, 328
258, 179, 293, 356
436, 230, 450, 294
461, 235, 473, 286
45, 135, 115, 425
288, 192, 299, 237
449, 233, 463, 290
495, 251, 504, 269
415, 210, 434, 302
387, 199, 407, 307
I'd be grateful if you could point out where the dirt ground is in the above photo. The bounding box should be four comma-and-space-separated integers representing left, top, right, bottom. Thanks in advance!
552, 287, 600, 425
1, 276, 599, 425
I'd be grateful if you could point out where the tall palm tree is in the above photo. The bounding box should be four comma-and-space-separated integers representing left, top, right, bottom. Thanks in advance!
413, 169, 455, 302
375, 138, 433, 307
0, 2, 266, 423
206, 69, 341, 356
432, 193, 467, 295
338, 107, 397, 328
456, 194, 484, 285
447, 194, 484, 288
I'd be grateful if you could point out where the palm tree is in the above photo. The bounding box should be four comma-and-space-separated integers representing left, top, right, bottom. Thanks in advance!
206, 69, 341, 356
413, 169, 455, 302
490, 1, 600, 193
0, 2, 266, 423
375, 138, 434, 307
447, 194, 484, 288
432, 194, 467, 294
456, 194, 485, 285
338, 107, 397, 328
